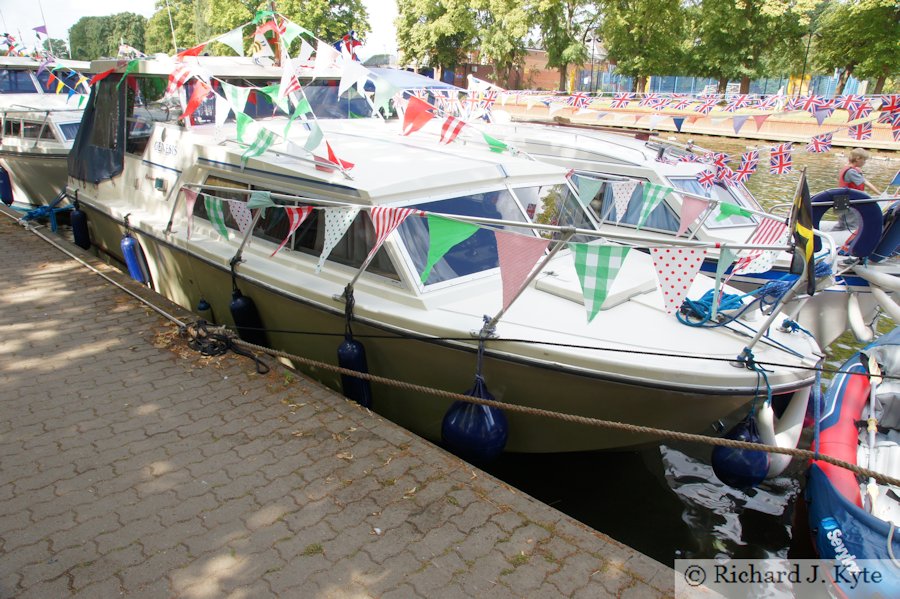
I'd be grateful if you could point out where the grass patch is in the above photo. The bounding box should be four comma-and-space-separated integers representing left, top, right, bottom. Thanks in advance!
447, 496, 459, 506
302, 543, 323, 556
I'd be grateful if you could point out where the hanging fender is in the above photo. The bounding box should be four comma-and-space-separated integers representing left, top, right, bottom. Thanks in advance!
812, 188, 882, 257
847, 292, 875, 343
870, 285, 900, 323
757, 386, 811, 478
854, 264, 900, 293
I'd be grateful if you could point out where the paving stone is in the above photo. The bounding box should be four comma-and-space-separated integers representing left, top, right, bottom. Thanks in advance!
0, 214, 673, 599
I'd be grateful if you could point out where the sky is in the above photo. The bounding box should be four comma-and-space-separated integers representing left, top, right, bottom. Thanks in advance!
0, 0, 398, 58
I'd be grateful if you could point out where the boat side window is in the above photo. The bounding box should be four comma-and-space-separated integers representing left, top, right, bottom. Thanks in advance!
592, 176, 680, 232
3, 118, 21, 137
514, 184, 596, 242
58, 122, 80, 141
397, 189, 529, 286
22, 121, 55, 140
669, 177, 757, 229
0, 70, 39, 93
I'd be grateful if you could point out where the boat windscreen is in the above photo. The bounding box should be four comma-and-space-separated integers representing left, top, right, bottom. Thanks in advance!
398, 189, 529, 286
0, 69, 38, 93
515, 184, 597, 242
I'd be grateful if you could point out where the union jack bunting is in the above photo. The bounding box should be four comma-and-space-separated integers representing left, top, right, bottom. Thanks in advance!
733, 151, 759, 183
784, 97, 804, 111
440, 116, 466, 144
696, 169, 716, 190
806, 132, 833, 153
670, 98, 692, 110
769, 143, 793, 175
611, 92, 633, 108
695, 97, 717, 114
411, 89, 429, 100
567, 92, 590, 108
677, 154, 703, 163
648, 97, 670, 110
716, 165, 736, 186
481, 90, 498, 109
723, 95, 750, 112
638, 93, 659, 107
711, 153, 730, 168
893, 122, 900, 142
798, 95, 826, 114
165, 63, 193, 96
881, 95, 900, 114
850, 100, 873, 121
877, 110, 900, 125
836, 94, 864, 111
849, 121, 872, 140
755, 95, 781, 110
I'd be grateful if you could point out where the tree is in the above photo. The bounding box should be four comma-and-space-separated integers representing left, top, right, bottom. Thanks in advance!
395, 0, 477, 72
533, 0, 599, 91
817, 0, 899, 94
44, 38, 69, 57
473, 0, 530, 86
600, 0, 689, 92
145, 0, 201, 54
690, 0, 818, 94
69, 13, 147, 60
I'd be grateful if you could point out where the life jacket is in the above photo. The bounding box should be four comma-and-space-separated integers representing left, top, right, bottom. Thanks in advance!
838, 165, 865, 191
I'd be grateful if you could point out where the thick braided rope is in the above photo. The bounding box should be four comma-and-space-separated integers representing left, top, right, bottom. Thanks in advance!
223, 334, 900, 488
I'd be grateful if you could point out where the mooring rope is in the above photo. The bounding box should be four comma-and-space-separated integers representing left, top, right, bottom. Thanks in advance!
197, 327, 900, 488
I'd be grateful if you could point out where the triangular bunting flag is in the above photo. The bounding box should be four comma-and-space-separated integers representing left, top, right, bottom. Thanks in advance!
402, 96, 435, 135
326, 141, 354, 170
182, 188, 199, 239
227, 200, 253, 237
271, 206, 314, 256
180, 81, 211, 121
637, 183, 672, 229
313, 41, 342, 78
715, 202, 752, 221
282, 20, 310, 47
366, 206, 419, 261
235, 112, 256, 143
570, 243, 631, 322
304, 121, 324, 152
247, 190, 276, 218
338, 58, 370, 97
315, 207, 360, 273
608, 180, 638, 223
214, 92, 231, 133
672, 117, 685, 132
241, 128, 277, 163
88, 68, 116, 86
575, 175, 603, 208
250, 33, 274, 58
732, 115, 749, 134
496, 231, 550, 311
222, 82, 250, 115
176, 43, 207, 61
752, 114, 770, 130
373, 76, 402, 115
216, 27, 244, 56
204, 196, 229, 238
298, 39, 314, 64
711, 247, 738, 319
676, 195, 710, 237
420, 216, 479, 283
650, 248, 706, 314
440, 116, 466, 144
548, 102, 567, 117
482, 132, 508, 153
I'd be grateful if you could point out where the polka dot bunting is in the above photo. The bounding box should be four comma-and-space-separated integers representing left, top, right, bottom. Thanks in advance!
649, 247, 707, 315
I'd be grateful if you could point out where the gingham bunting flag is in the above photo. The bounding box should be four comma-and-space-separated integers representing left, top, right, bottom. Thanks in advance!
570, 243, 631, 322
637, 183, 672, 229
610, 180, 638, 223
315, 207, 360, 273
440, 116, 466, 144
222, 82, 251, 115
366, 206, 419, 262
204, 196, 229, 239
241, 127, 278, 163
165, 63, 193, 96
271, 206, 314, 257
496, 231, 550, 311
182, 188, 199, 240
650, 248, 707, 314
227, 200, 253, 237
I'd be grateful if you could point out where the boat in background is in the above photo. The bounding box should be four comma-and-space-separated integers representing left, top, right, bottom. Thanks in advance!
65, 56, 820, 454
803, 327, 900, 596
0, 56, 89, 207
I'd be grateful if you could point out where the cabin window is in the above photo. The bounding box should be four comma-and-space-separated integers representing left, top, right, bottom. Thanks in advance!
193, 175, 399, 280
21, 121, 55, 140
397, 189, 530, 286
58, 122, 80, 141
590, 176, 680, 232
514, 184, 596, 242
669, 177, 757, 228
0, 70, 38, 93
89, 81, 120, 151
3, 118, 21, 137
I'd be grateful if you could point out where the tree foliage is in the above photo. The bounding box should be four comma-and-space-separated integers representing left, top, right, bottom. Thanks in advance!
473, 0, 530, 83
69, 13, 147, 60
395, 0, 477, 71
533, 0, 599, 90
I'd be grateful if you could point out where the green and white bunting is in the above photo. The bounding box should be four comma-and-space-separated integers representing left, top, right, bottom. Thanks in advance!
715, 202, 753, 221
637, 183, 672, 230
281, 19, 311, 46
304, 121, 324, 153
570, 243, 631, 322
204, 196, 229, 239
222, 82, 250, 115
711, 247, 738, 319
241, 128, 277, 163
481, 132, 508, 153
575, 175, 604, 208
373, 76, 403, 116
420, 215, 479, 284
235, 112, 255, 144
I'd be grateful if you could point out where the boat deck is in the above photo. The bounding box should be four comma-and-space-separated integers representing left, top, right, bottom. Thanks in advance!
0, 205, 673, 597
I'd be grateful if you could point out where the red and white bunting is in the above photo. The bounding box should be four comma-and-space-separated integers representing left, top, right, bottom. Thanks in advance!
271, 206, 314, 256
649, 247, 707, 315
440, 116, 466, 144
402, 96, 436, 136
179, 81, 211, 121
676, 195, 710, 237
366, 206, 420, 261
610, 180, 638, 223
227, 200, 253, 237
728, 219, 789, 279
496, 231, 550, 311
166, 63, 193, 96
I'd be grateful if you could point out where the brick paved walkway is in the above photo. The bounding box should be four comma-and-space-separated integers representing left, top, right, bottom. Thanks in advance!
0, 209, 673, 598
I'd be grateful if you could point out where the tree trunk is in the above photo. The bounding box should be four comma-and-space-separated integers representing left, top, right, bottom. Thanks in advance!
873, 76, 886, 95
717, 78, 728, 94
633, 76, 646, 93
739, 76, 750, 95
558, 66, 567, 92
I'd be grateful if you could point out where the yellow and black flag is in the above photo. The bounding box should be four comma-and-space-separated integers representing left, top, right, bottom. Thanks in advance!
789, 168, 815, 295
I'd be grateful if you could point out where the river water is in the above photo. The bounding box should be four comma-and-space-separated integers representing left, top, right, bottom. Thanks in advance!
481, 135, 900, 566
